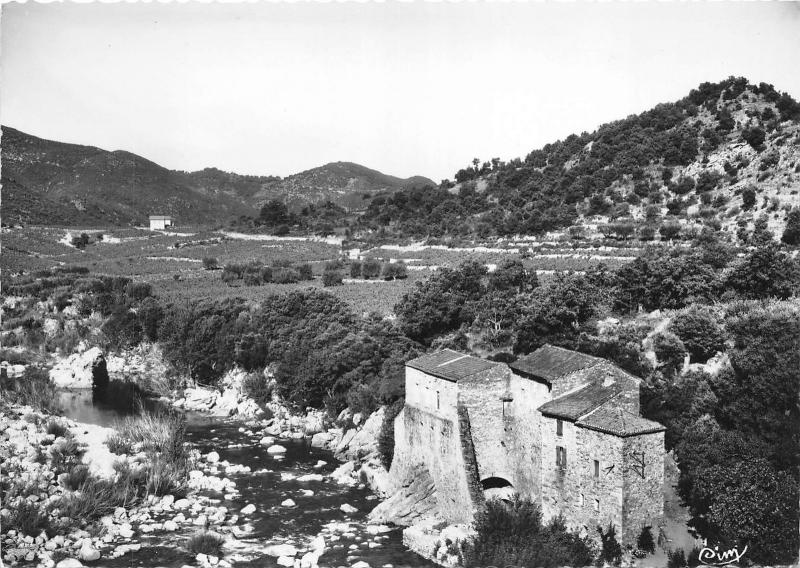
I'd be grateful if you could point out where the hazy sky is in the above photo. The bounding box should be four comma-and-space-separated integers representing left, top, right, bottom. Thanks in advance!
2, 2, 800, 182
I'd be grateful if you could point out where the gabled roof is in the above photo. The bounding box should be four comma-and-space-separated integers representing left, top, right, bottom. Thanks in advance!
407, 349, 499, 382
510, 344, 604, 384
537, 381, 625, 421
577, 403, 666, 438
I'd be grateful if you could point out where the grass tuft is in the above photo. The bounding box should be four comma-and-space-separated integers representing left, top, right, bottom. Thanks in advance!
46, 419, 70, 438
186, 531, 225, 556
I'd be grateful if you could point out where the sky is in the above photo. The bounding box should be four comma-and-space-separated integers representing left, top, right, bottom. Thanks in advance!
2, 2, 800, 182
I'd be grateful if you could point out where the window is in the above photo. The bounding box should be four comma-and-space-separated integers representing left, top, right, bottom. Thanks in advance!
436, 391, 440, 410
556, 446, 567, 468
579, 494, 585, 507
556, 419, 563, 436
593, 498, 600, 513
594, 460, 600, 478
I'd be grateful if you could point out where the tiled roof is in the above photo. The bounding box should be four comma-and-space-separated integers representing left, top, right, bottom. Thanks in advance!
510, 345, 604, 384
537, 381, 625, 420
407, 349, 499, 382
577, 403, 666, 437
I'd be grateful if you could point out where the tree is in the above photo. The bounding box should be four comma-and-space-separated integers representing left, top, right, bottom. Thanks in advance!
259, 200, 289, 227
781, 208, 800, 245
659, 222, 682, 241
652, 332, 687, 376
741, 125, 766, 150
349, 261, 362, 278
669, 307, 726, 363
322, 268, 343, 287
489, 259, 538, 293
381, 262, 408, 281
726, 245, 800, 299
361, 258, 382, 279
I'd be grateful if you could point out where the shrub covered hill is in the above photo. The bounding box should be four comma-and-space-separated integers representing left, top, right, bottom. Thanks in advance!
355, 77, 800, 243
0, 126, 433, 227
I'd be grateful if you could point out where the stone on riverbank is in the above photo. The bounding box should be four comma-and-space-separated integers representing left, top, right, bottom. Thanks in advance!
49, 347, 106, 389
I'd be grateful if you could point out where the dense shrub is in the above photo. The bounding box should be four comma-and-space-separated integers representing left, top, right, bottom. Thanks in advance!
6, 500, 50, 536
637, 526, 655, 554
202, 257, 219, 270
186, 531, 225, 556
783, 208, 800, 245
726, 245, 800, 299
652, 332, 687, 375
598, 523, 623, 565
378, 398, 404, 468
322, 268, 343, 287
350, 261, 362, 278
125, 282, 153, 301
463, 498, 595, 568
241, 372, 272, 407
0, 366, 60, 413
361, 258, 382, 279
381, 262, 408, 280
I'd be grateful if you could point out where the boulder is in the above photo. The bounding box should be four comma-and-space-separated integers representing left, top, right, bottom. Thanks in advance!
49, 347, 107, 389
277, 556, 295, 567
310, 432, 333, 449
78, 541, 101, 562
265, 544, 298, 557
240, 504, 256, 515
55, 560, 85, 568
266, 445, 287, 455
280, 499, 296, 507
183, 388, 218, 411
211, 388, 240, 417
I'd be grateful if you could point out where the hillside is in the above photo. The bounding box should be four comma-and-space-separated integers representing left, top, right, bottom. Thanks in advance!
357, 77, 800, 244
0, 127, 433, 227
254, 161, 435, 212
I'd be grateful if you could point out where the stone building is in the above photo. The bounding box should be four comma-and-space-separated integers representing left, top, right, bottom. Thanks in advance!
388, 345, 665, 546
149, 215, 173, 230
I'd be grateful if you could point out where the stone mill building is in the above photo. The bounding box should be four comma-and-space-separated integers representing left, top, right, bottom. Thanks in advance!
387, 345, 666, 545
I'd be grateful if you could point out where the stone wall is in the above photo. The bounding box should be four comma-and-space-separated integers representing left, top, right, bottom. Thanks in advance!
622, 432, 665, 545
389, 404, 476, 523
541, 416, 625, 539
405, 367, 458, 420
503, 372, 551, 499
458, 366, 512, 483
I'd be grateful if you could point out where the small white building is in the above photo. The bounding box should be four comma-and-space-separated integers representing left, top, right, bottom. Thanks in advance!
149, 215, 173, 231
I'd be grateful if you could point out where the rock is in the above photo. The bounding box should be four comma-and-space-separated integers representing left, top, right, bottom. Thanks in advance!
280, 499, 296, 507
49, 347, 106, 389
259, 437, 276, 446
193, 514, 208, 526
211, 388, 240, 417
163, 520, 178, 531
352, 562, 371, 568
267, 445, 287, 454
329, 461, 356, 485
313, 460, 327, 469
276, 556, 295, 567
265, 544, 298, 557
206, 451, 220, 463
237, 399, 262, 417
310, 432, 333, 448
182, 388, 218, 411
340, 503, 358, 514
56, 560, 84, 568
353, 413, 363, 426
296, 473, 323, 482
78, 541, 101, 562
174, 498, 191, 509
240, 504, 256, 515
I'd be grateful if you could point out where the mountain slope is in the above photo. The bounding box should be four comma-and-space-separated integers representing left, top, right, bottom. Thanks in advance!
0, 127, 434, 226
357, 77, 800, 243
254, 161, 435, 212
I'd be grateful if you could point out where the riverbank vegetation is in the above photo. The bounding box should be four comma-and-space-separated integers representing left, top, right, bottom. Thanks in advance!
463, 498, 595, 568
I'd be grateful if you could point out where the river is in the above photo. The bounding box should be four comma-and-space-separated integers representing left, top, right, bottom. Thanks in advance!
57, 383, 436, 568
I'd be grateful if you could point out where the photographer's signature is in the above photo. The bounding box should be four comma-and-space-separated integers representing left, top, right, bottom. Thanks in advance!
698, 540, 748, 565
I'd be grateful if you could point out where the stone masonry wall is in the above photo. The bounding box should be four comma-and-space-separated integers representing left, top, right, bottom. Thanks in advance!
458, 366, 512, 483
503, 373, 551, 499
622, 432, 665, 545
405, 367, 458, 420
389, 404, 476, 523
541, 416, 625, 539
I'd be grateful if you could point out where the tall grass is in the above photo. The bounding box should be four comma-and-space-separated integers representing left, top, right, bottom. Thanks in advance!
0, 366, 60, 413
106, 409, 186, 461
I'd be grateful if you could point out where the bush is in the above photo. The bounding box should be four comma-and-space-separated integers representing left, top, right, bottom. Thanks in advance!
322, 268, 343, 287
56, 474, 140, 521
598, 523, 623, 565
653, 332, 687, 375
106, 410, 186, 462
271, 267, 300, 284
741, 186, 757, 210
296, 263, 313, 281
71, 233, 90, 249
637, 526, 655, 554
463, 498, 595, 568
667, 548, 687, 568
782, 208, 800, 245
186, 531, 225, 556
350, 261, 362, 278
50, 435, 85, 476
46, 419, 69, 438
202, 257, 219, 270
241, 372, 272, 407
6, 500, 50, 536
125, 282, 152, 301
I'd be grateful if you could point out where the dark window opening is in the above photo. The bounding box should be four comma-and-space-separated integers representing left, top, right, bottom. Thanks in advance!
594, 460, 600, 478
556, 419, 563, 436
556, 446, 567, 468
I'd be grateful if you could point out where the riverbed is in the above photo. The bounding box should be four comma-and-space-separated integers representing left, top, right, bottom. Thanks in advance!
57, 386, 435, 568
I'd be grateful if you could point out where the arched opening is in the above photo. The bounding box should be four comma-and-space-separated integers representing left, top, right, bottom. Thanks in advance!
481, 476, 515, 502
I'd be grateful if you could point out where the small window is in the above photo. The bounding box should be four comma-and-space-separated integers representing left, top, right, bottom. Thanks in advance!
556, 446, 567, 468
594, 460, 600, 478
593, 498, 600, 513
436, 391, 440, 410
556, 419, 563, 436
579, 494, 585, 507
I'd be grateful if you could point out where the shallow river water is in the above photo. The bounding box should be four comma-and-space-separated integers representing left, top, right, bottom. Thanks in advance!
58, 384, 435, 568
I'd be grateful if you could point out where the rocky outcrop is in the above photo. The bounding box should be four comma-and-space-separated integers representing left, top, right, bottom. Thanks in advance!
49, 347, 108, 389
368, 465, 438, 526
106, 342, 169, 387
